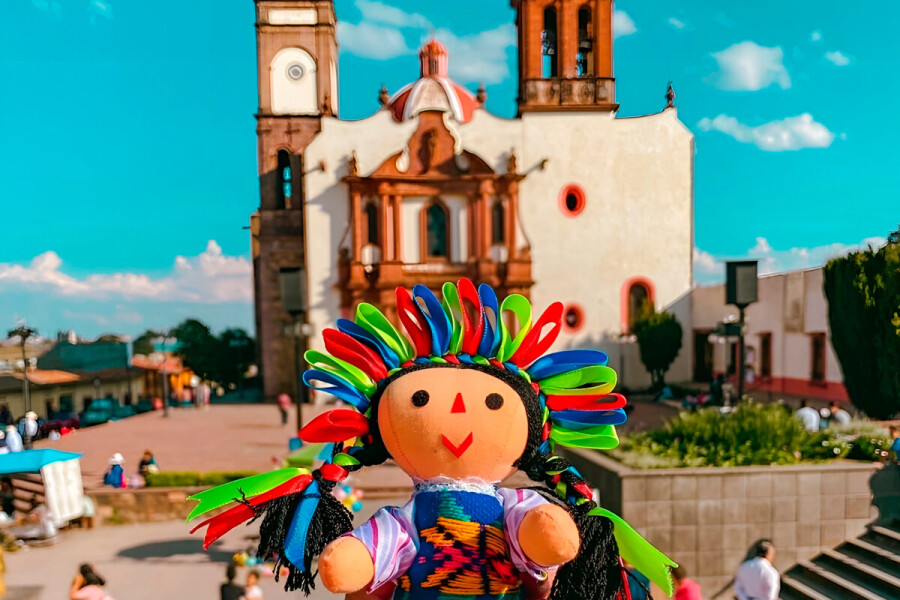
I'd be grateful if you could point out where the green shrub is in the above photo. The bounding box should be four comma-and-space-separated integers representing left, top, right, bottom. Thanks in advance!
609, 403, 861, 468
200, 471, 259, 486
831, 421, 893, 461
145, 471, 201, 487
144, 470, 258, 488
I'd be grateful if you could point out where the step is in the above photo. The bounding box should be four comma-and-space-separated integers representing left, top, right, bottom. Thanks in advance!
814, 549, 900, 598
794, 560, 886, 600
779, 574, 833, 600
840, 538, 900, 579
867, 525, 900, 553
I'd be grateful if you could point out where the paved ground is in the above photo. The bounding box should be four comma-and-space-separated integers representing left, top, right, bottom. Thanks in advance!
35, 404, 302, 491
5, 498, 404, 600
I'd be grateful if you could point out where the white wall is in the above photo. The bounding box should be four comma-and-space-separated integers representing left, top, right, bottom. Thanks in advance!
271, 47, 318, 115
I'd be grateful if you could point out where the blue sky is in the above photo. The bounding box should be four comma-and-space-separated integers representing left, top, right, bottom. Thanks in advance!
0, 0, 896, 339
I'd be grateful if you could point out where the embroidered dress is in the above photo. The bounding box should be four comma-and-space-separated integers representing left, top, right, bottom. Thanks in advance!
348, 479, 551, 599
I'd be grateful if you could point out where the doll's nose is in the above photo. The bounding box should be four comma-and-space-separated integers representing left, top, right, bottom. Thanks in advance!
451, 392, 466, 414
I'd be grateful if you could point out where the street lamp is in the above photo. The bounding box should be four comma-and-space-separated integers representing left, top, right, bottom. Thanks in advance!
725, 260, 758, 401
7, 324, 37, 414
279, 268, 310, 430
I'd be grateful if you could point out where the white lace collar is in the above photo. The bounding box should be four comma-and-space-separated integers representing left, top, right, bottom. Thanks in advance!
413, 475, 498, 496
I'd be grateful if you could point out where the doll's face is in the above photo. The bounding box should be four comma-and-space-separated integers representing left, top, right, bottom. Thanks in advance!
377, 367, 529, 482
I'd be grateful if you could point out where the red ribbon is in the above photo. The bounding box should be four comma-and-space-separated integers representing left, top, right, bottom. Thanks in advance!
509, 302, 563, 367
323, 329, 389, 381
299, 409, 370, 443
546, 393, 627, 412
458, 278, 484, 355
395, 287, 432, 357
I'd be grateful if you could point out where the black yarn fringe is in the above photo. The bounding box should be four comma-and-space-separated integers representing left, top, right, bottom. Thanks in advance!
253, 491, 354, 595
551, 508, 623, 600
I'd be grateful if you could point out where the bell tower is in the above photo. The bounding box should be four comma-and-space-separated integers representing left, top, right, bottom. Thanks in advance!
512, 0, 618, 114
253, 0, 338, 402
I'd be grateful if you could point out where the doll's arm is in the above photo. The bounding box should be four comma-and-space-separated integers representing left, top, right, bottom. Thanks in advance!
320, 502, 417, 595
517, 504, 579, 567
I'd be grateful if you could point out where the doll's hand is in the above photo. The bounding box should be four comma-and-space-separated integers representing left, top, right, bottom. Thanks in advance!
319, 536, 375, 594
518, 504, 580, 567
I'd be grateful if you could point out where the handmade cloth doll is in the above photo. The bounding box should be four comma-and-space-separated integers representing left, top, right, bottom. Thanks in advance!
190, 279, 675, 600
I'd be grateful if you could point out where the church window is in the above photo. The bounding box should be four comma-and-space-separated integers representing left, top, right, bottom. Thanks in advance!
627, 283, 650, 330
577, 7, 594, 77
558, 184, 586, 217
542, 8, 558, 78
363, 201, 379, 245
276, 150, 292, 209
563, 304, 585, 332
491, 200, 506, 244
422, 200, 449, 259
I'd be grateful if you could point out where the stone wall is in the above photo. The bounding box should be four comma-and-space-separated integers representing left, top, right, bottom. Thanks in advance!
91, 487, 203, 524
565, 449, 880, 596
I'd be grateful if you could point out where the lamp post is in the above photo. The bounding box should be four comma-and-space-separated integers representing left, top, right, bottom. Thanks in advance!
725, 260, 758, 402
279, 268, 309, 431
7, 325, 37, 415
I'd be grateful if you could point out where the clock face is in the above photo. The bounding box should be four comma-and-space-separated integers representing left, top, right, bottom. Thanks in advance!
287, 63, 305, 81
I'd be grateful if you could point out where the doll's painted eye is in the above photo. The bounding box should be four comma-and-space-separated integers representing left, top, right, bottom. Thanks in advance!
412, 390, 430, 407
485, 393, 504, 410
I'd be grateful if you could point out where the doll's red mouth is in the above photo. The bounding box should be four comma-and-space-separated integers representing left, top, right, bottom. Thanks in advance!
441, 433, 474, 458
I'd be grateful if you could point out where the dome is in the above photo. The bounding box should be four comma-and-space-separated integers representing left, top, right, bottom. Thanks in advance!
387, 39, 482, 124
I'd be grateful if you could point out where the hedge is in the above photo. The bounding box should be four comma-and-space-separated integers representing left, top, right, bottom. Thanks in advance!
144, 470, 259, 488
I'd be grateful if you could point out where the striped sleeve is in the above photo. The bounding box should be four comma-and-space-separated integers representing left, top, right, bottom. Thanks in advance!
346, 497, 418, 591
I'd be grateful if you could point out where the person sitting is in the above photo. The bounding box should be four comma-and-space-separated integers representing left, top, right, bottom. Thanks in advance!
220, 564, 243, 600
828, 401, 851, 426
70, 563, 114, 600
103, 454, 127, 489
138, 450, 158, 477
794, 400, 820, 432
8, 496, 58, 542
0, 479, 15, 519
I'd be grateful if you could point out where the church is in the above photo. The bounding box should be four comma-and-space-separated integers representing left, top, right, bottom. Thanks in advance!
250, 0, 695, 402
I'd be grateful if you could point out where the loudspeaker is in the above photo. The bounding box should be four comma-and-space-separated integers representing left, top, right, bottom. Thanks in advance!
726, 260, 758, 307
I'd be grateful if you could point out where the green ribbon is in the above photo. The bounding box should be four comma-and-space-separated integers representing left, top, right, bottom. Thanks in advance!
588, 507, 677, 596
539, 365, 617, 395
497, 294, 533, 363
186, 468, 307, 522
441, 282, 464, 355
305, 350, 376, 396
550, 424, 619, 449
356, 303, 413, 362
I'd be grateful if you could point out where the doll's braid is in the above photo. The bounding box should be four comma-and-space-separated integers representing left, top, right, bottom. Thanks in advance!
521, 451, 624, 600
260, 441, 389, 593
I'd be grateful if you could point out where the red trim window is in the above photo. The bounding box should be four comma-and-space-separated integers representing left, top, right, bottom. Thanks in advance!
563, 304, 585, 332
620, 277, 656, 333
559, 184, 586, 217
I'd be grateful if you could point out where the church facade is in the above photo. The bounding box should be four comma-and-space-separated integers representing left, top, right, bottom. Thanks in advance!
251, 0, 695, 401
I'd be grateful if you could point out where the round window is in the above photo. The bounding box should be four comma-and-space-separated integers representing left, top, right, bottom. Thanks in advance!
558, 184, 586, 217
287, 63, 305, 81
563, 304, 584, 332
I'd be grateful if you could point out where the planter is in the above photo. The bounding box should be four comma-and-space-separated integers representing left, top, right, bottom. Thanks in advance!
564, 448, 883, 594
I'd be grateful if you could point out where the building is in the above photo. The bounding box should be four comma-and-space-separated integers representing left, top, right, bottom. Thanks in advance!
691, 267, 848, 402
251, 0, 695, 400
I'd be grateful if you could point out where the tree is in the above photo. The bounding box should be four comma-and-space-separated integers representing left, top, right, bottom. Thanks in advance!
218, 328, 256, 389
132, 330, 162, 356
824, 234, 900, 419
171, 319, 220, 383
7, 324, 38, 414
632, 309, 683, 388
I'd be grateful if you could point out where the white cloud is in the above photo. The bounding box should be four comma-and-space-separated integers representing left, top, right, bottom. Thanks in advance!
825, 50, 851, 66
668, 17, 688, 30
355, 0, 431, 29
615, 10, 637, 38
810, 30, 823, 42
338, 21, 411, 60
695, 236, 888, 284
432, 24, 516, 85
709, 41, 790, 91
0, 241, 251, 304
697, 113, 835, 151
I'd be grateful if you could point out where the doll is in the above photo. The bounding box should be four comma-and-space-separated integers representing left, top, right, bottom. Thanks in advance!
190, 279, 675, 599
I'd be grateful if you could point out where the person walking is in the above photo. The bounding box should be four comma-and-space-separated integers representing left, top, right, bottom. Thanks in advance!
4, 427, 22, 454
276, 392, 291, 426
220, 564, 243, 600
671, 565, 703, 600
734, 539, 779, 600
889, 425, 900, 463
242, 570, 263, 600
70, 563, 114, 600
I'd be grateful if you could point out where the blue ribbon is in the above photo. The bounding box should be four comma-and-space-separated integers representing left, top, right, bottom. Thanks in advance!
283, 480, 321, 569
413, 285, 451, 356
527, 350, 610, 380
336, 318, 401, 369
303, 371, 370, 412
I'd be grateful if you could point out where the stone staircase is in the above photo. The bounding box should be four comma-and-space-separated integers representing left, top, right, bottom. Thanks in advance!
780, 519, 900, 599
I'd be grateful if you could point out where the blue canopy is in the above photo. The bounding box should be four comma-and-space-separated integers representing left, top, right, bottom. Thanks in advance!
0, 449, 82, 475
